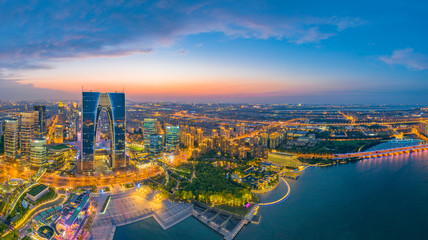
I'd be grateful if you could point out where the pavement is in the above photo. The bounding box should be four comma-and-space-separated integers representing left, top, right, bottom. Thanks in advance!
91, 188, 193, 240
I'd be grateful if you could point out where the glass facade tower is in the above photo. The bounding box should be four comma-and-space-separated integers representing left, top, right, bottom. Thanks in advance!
79, 92, 126, 174
30, 138, 47, 170
33, 105, 46, 139
4, 119, 19, 161
165, 125, 180, 152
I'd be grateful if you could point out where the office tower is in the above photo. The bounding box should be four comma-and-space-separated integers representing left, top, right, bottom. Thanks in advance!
197, 128, 204, 144
58, 101, 65, 125
71, 103, 79, 140
165, 125, 180, 152
80, 92, 126, 174
30, 138, 47, 170
149, 134, 163, 154
54, 125, 64, 144
143, 118, 157, 149
33, 105, 46, 139
4, 119, 19, 161
20, 112, 34, 160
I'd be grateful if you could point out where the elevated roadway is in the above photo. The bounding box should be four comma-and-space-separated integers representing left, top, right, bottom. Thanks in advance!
334, 143, 428, 159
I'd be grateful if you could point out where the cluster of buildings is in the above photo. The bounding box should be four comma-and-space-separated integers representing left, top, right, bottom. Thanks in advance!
2, 101, 80, 171
187, 125, 287, 160
141, 118, 180, 154
3, 105, 48, 169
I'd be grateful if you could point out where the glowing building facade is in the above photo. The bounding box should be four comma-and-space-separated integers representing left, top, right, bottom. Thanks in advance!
30, 138, 47, 170
143, 118, 157, 149
4, 119, 19, 161
165, 125, 180, 152
79, 92, 126, 174
20, 112, 34, 160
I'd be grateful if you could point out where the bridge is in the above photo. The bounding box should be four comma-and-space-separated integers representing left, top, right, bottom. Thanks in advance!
334, 143, 428, 159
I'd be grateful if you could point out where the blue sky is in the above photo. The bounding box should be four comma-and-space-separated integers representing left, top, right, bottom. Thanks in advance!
0, 0, 427, 104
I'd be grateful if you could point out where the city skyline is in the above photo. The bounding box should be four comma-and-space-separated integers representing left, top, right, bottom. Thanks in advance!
1, 0, 428, 104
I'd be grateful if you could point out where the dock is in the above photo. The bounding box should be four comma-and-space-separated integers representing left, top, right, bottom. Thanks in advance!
192, 203, 259, 240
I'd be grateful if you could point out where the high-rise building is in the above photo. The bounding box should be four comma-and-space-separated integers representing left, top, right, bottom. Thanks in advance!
80, 92, 126, 174
237, 123, 245, 136
30, 138, 47, 170
33, 105, 46, 139
149, 134, 163, 154
418, 121, 428, 136
20, 112, 34, 160
165, 125, 180, 152
197, 128, 204, 144
260, 133, 268, 147
4, 119, 19, 161
54, 125, 64, 144
184, 133, 194, 148
58, 101, 65, 125
143, 118, 157, 149
190, 127, 197, 138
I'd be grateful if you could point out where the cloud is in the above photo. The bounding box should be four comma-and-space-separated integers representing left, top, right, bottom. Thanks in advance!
0, 79, 76, 100
379, 48, 428, 70
0, 0, 365, 70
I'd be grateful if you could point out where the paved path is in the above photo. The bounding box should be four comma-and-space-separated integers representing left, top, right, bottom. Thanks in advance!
259, 177, 290, 206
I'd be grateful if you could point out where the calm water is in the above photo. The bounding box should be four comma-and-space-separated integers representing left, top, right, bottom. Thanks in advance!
114, 152, 428, 240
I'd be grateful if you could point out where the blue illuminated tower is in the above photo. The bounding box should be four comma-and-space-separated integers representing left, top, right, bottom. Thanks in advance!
79, 91, 126, 174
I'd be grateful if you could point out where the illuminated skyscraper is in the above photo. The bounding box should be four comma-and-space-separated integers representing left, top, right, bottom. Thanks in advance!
165, 125, 180, 152
33, 105, 46, 138
58, 101, 66, 125
20, 112, 34, 160
80, 92, 126, 174
143, 118, 157, 149
54, 125, 64, 144
197, 128, 204, 144
4, 119, 19, 161
30, 138, 47, 170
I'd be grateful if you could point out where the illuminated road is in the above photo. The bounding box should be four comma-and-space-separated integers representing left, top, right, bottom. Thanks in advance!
39, 166, 162, 188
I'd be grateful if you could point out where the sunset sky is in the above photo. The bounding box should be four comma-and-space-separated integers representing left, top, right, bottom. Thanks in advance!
1, 0, 428, 104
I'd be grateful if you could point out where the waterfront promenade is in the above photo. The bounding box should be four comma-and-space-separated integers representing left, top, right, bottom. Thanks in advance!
258, 177, 291, 206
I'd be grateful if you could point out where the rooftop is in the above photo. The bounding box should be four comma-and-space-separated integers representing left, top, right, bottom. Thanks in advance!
28, 184, 48, 197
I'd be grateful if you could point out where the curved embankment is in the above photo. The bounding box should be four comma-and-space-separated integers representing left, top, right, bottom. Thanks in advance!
258, 177, 291, 206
